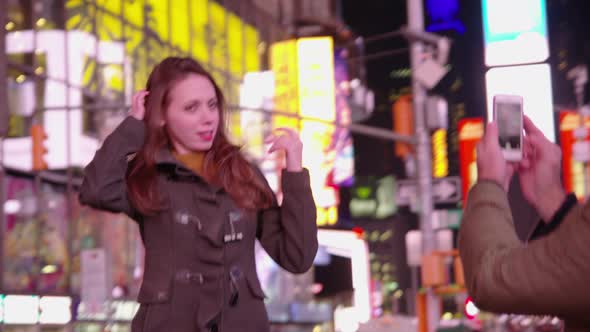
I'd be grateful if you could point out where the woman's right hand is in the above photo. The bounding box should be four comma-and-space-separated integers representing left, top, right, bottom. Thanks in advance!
130, 90, 149, 120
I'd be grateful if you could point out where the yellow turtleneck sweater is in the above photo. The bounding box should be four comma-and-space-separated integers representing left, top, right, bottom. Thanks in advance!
172, 150, 206, 177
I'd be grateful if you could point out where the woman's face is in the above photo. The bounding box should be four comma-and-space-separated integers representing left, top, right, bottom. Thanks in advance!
164, 73, 220, 153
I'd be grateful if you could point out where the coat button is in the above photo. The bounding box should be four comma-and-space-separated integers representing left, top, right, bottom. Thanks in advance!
193, 216, 202, 231
190, 273, 204, 284
175, 211, 202, 230
176, 211, 190, 225
229, 211, 241, 222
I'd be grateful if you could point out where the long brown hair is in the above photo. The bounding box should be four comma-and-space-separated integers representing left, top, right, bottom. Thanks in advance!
126, 57, 274, 216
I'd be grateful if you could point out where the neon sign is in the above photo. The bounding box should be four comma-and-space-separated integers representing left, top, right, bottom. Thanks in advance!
426, 0, 465, 34
482, 0, 549, 66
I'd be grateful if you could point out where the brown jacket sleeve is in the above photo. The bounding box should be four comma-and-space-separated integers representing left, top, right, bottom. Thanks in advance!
256, 169, 318, 274
458, 181, 590, 320
79, 116, 145, 221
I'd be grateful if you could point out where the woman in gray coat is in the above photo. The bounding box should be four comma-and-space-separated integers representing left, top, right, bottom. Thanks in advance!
79, 57, 318, 332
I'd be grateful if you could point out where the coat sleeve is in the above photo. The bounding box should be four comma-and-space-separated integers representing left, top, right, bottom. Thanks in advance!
256, 168, 318, 274
79, 116, 145, 221
458, 181, 590, 319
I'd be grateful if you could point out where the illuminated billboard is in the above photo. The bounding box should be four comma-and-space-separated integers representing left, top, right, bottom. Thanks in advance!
297, 37, 338, 227
485, 64, 555, 142
270, 37, 340, 226
458, 118, 484, 205
333, 49, 355, 187
4, 0, 261, 172
432, 129, 449, 178
482, 0, 549, 66
269, 40, 300, 131
4, 30, 123, 170
559, 111, 590, 200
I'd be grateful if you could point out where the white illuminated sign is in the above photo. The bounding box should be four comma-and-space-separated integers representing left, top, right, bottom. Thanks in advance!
296, 37, 339, 221
239, 71, 278, 192
111, 300, 140, 321
4, 29, 128, 171
4, 295, 39, 324
482, 0, 549, 66
485, 64, 555, 142
317, 229, 371, 328
39, 296, 72, 324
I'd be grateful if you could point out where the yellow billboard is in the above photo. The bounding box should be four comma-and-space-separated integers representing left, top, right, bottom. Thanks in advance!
269, 40, 300, 130
270, 37, 338, 226
297, 37, 338, 227
66, 0, 260, 143
67, 0, 260, 73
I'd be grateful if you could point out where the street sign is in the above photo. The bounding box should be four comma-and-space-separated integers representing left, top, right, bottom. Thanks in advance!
396, 176, 462, 206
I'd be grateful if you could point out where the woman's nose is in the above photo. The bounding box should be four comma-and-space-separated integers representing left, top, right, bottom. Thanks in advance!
201, 114, 215, 124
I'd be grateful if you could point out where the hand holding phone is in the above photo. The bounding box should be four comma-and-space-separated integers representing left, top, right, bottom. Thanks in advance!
493, 94, 523, 162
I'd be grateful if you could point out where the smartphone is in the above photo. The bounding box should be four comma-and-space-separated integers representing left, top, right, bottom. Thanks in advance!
493, 94, 523, 161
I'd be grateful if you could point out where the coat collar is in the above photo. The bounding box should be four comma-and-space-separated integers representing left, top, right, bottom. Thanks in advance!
154, 148, 224, 194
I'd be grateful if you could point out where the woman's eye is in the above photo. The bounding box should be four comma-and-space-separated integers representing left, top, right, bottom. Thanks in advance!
185, 104, 198, 112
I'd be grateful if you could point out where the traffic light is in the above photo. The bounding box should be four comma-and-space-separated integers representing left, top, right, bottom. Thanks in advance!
392, 94, 414, 159
30, 124, 48, 171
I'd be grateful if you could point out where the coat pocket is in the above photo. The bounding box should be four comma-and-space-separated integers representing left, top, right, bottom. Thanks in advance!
135, 278, 174, 331
245, 272, 267, 300
142, 302, 172, 332
131, 302, 172, 332
137, 276, 174, 304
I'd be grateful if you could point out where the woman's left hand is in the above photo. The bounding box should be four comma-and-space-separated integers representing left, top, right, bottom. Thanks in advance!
265, 128, 303, 172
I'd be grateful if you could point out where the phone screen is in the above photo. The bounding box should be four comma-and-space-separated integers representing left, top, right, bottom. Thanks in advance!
496, 102, 522, 150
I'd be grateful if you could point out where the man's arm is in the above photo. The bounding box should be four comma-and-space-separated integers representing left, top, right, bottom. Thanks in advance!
459, 181, 590, 319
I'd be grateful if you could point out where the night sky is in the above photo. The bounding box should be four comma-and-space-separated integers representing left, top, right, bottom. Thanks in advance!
341, 0, 487, 178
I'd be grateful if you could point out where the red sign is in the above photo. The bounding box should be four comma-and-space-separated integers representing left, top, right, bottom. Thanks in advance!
458, 118, 484, 206
559, 111, 590, 200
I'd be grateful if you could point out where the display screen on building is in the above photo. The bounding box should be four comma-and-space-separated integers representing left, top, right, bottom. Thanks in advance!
559, 111, 590, 200
4, 0, 261, 172
485, 64, 554, 142
333, 49, 355, 187
482, 0, 549, 66
458, 118, 484, 205
270, 37, 340, 226
432, 129, 449, 178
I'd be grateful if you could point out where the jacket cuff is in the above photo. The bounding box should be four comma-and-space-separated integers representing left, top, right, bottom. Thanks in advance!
548, 192, 578, 224
530, 193, 577, 241
281, 168, 311, 193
